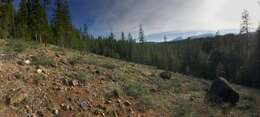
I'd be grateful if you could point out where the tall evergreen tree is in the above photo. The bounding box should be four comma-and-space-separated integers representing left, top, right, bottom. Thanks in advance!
163, 35, 167, 42
138, 24, 145, 43
42, 0, 50, 10
0, 0, 15, 39
109, 32, 114, 40
16, 0, 31, 40
30, 0, 49, 43
52, 0, 73, 47
0, 2, 3, 35
128, 33, 134, 41
240, 9, 251, 59
121, 32, 125, 41
240, 9, 250, 34
248, 27, 260, 87
83, 24, 88, 37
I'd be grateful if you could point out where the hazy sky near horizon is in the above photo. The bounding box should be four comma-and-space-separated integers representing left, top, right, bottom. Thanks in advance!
69, 0, 260, 36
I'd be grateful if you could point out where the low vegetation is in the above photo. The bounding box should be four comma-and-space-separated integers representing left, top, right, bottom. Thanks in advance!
0, 39, 258, 116
0, 0, 260, 89
125, 83, 149, 98
171, 101, 192, 117
125, 83, 156, 110
31, 55, 54, 67
65, 71, 89, 82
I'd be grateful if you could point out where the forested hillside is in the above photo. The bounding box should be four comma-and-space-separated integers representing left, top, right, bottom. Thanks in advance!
0, 0, 260, 89
0, 0, 260, 116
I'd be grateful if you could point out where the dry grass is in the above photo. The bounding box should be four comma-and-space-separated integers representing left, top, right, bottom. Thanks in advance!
0, 39, 259, 116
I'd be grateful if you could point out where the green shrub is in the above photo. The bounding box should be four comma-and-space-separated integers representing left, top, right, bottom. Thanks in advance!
50, 46, 64, 52
76, 73, 88, 82
101, 63, 116, 69
66, 72, 89, 82
125, 83, 155, 110
171, 101, 192, 117
31, 55, 54, 67
105, 84, 125, 99
238, 95, 257, 111
68, 56, 82, 65
125, 83, 148, 98
154, 78, 181, 91
137, 95, 155, 110
5, 40, 30, 53
84, 59, 97, 65
36, 74, 45, 81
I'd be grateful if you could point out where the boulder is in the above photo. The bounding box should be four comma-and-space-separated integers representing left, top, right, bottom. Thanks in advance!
160, 71, 171, 80
208, 77, 239, 105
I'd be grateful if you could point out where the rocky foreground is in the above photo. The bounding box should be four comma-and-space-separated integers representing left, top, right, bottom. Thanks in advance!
0, 39, 259, 117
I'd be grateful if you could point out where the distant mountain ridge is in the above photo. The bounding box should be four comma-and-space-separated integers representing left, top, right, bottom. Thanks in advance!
146, 29, 240, 42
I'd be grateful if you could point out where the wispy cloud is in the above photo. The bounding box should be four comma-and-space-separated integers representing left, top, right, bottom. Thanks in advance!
70, 0, 260, 39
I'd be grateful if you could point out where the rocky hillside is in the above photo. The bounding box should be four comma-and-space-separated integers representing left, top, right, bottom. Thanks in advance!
0, 39, 259, 117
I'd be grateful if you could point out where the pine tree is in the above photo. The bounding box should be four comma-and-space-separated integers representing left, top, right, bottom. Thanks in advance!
52, 0, 73, 47
240, 9, 250, 34
30, 0, 49, 43
248, 27, 260, 87
0, 2, 4, 36
0, 0, 15, 39
109, 32, 114, 40
121, 32, 125, 41
163, 35, 167, 42
52, 0, 63, 45
83, 24, 88, 37
16, 0, 31, 40
138, 24, 145, 43
240, 9, 251, 59
128, 33, 134, 41
42, 0, 50, 10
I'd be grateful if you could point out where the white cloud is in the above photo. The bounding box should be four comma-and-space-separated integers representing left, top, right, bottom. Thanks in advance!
89, 0, 260, 38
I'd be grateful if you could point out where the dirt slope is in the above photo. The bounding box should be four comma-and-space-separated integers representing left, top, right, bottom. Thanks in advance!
0, 39, 259, 117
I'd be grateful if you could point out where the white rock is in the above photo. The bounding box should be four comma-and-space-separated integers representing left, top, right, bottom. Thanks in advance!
37, 69, 43, 74
24, 60, 31, 64
53, 109, 59, 115
71, 80, 79, 86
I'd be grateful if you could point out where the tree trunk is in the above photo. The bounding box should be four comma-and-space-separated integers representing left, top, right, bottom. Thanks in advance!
35, 34, 38, 42
39, 35, 42, 43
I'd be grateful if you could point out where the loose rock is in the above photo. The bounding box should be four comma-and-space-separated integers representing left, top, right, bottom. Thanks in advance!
71, 80, 79, 86
160, 71, 172, 80
37, 69, 43, 74
124, 101, 131, 106
208, 77, 239, 105
79, 101, 88, 111
53, 109, 59, 115
24, 60, 31, 65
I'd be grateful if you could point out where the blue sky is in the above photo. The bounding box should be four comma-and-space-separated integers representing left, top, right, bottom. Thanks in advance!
14, 0, 260, 41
